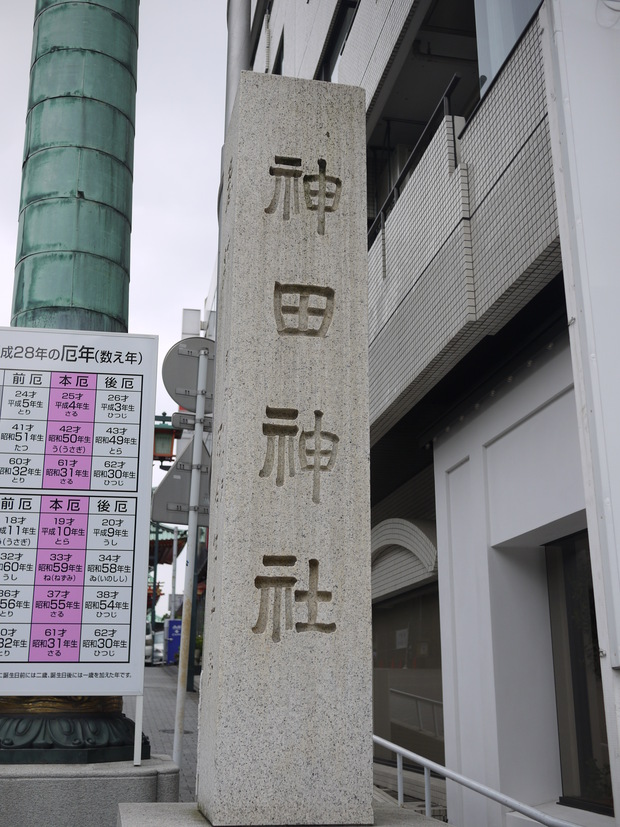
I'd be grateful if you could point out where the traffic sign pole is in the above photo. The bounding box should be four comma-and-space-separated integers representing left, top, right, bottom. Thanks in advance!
172, 345, 210, 767
172, 526, 178, 616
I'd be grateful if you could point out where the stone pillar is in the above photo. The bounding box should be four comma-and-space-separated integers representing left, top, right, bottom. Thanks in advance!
197, 72, 372, 826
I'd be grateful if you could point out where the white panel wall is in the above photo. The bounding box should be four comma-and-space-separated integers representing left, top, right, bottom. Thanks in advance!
541, 0, 620, 808
486, 383, 583, 548
440, 452, 500, 826
434, 336, 585, 826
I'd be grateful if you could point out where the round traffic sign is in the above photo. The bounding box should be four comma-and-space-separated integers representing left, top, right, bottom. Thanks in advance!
162, 336, 215, 413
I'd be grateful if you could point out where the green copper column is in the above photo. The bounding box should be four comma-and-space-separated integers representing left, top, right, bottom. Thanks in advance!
12, 0, 139, 331
1, 0, 148, 765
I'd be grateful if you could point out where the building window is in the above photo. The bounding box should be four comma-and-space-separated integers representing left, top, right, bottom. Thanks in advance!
272, 34, 283, 75
473, 0, 541, 94
316, 0, 359, 83
546, 531, 614, 816
372, 584, 444, 766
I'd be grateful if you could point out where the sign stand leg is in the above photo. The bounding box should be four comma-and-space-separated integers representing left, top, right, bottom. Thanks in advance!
133, 693, 144, 766
173, 346, 209, 767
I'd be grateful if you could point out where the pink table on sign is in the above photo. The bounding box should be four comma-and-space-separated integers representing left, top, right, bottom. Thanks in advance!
43, 372, 96, 490
29, 495, 89, 662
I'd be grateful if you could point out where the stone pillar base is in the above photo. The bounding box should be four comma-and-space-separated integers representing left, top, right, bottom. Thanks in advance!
1, 754, 178, 827
117, 800, 438, 827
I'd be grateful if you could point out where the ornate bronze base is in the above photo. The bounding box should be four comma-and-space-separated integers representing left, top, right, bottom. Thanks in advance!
0, 697, 150, 764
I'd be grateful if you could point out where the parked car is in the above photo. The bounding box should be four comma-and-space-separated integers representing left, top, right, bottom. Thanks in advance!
153, 630, 164, 665
145, 621, 153, 665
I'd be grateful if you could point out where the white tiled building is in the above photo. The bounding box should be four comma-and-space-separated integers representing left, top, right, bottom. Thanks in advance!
240, 2, 620, 824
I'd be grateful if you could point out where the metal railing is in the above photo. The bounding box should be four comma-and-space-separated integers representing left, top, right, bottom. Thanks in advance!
367, 74, 461, 249
373, 735, 578, 826
389, 688, 444, 740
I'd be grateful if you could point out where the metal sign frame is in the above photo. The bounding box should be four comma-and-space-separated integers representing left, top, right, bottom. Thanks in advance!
0, 327, 157, 696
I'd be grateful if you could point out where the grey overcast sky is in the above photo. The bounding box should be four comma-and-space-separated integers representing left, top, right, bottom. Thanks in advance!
0, 0, 228, 416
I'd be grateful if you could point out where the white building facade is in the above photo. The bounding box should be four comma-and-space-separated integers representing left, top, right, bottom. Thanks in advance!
242, 2, 620, 824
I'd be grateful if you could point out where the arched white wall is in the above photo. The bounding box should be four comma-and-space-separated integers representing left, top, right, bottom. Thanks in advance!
371, 518, 438, 601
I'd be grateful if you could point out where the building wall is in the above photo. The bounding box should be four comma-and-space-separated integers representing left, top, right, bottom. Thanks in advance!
367, 16, 562, 443
460, 18, 558, 325
371, 465, 436, 526
434, 335, 585, 826
245, 4, 620, 823
252, 1, 339, 78
539, 0, 620, 814
253, 0, 425, 115
371, 518, 438, 601
372, 546, 430, 600
368, 119, 473, 441
252, 0, 542, 139
338, 0, 422, 112
252, 2, 562, 449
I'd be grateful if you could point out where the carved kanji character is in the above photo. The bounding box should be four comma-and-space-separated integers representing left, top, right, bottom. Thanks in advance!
295, 559, 335, 633
252, 555, 297, 642
298, 410, 339, 504
265, 156, 303, 220
259, 407, 299, 486
303, 159, 342, 235
273, 283, 335, 337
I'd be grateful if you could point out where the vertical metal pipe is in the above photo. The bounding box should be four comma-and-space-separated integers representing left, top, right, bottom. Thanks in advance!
172, 526, 179, 615
380, 211, 386, 280
186, 560, 199, 692
133, 694, 144, 766
151, 523, 160, 630
265, 11, 271, 73
425, 767, 432, 817
225, 0, 251, 133
173, 347, 209, 767
12, 0, 139, 332
397, 752, 404, 806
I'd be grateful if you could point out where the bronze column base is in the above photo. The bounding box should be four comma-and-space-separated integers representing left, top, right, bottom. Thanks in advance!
0, 696, 150, 764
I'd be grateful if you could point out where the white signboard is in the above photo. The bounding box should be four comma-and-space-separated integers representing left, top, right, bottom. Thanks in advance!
0, 327, 157, 696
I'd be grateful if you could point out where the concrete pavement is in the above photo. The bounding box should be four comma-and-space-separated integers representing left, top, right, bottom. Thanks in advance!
123, 664, 200, 802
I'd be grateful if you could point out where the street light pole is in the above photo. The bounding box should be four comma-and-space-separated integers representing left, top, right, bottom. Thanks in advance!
151, 522, 160, 630
172, 344, 209, 766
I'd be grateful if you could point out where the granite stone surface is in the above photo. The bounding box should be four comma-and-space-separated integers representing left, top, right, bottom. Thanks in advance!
117, 800, 440, 827
0, 754, 178, 827
196, 72, 373, 826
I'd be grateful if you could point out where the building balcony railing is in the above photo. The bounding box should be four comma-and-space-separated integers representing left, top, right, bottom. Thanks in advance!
367, 74, 461, 250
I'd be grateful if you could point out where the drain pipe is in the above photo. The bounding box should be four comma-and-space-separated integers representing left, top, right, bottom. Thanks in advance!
225, 0, 252, 134
265, 8, 271, 72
